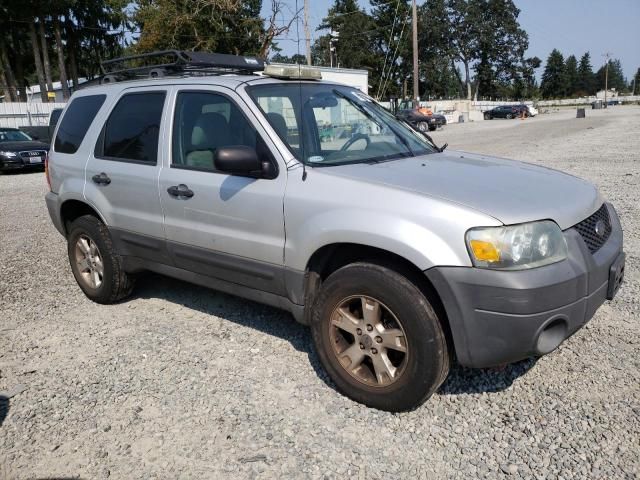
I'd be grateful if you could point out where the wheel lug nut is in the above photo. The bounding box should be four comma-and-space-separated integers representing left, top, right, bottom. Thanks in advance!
375, 336, 382, 343
359, 343, 365, 350
371, 348, 378, 354
366, 325, 373, 332
356, 328, 362, 335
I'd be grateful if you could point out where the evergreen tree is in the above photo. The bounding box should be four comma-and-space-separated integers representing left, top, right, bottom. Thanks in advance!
564, 54, 578, 97
577, 52, 595, 95
596, 59, 627, 93
540, 49, 567, 98
632, 67, 640, 95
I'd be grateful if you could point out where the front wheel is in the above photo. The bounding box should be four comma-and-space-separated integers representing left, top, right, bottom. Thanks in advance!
417, 121, 429, 132
311, 262, 449, 411
505, 113, 513, 119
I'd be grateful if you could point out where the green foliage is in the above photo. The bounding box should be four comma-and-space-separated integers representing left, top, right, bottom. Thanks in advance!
596, 58, 628, 93
133, 0, 263, 55
577, 52, 595, 96
632, 67, 640, 94
540, 49, 567, 99
564, 55, 578, 97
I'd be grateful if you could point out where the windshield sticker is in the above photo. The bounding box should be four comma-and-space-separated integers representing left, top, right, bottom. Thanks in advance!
308, 156, 325, 163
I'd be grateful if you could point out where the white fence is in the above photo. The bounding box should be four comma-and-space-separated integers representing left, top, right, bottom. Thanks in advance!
0, 102, 67, 128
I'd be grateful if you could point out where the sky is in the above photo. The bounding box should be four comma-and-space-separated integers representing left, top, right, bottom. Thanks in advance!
261, 0, 640, 81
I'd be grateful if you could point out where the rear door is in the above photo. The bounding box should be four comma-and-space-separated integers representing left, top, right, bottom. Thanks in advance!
84, 86, 171, 263
158, 86, 287, 294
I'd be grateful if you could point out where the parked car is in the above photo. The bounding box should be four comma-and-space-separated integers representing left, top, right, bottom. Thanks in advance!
0, 128, 49, 172
396, 102, 447, 131
46, 53, 625, 412
484, 105, 521, 120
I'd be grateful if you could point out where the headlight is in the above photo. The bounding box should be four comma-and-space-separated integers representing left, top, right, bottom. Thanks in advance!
466, 220, 567, 270
0, 151, 18, 158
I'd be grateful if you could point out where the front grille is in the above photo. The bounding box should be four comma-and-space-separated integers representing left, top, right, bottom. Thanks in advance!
19, 150, 47, 159
572, 204, 612, 253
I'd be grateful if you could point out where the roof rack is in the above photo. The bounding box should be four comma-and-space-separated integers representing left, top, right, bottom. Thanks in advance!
99, 50, 266, 84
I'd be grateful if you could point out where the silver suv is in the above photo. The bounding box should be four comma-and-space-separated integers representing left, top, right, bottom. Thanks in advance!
45, 61, 625, 411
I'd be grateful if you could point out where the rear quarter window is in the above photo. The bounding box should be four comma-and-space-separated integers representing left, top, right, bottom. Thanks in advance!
54, 95, 106, 154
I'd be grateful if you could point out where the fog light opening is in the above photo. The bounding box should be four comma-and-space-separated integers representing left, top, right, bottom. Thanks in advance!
536, 317, 568, 355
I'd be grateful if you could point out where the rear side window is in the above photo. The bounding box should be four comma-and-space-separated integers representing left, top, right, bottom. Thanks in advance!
98, 92, 166, 164
54, 95, 106, 154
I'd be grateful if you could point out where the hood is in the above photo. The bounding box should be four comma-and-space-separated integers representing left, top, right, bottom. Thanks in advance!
0, 141, 50, 152
319, 150, 601, 229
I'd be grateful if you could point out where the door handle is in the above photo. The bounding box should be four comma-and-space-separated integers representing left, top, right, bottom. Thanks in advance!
92, 172, 111, 185
167, 184, 194, 198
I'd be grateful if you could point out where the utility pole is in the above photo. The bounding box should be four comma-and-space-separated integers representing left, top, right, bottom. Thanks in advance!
602, 52, 612, 108
412, 0, 419, 105
304, 0, 311, 66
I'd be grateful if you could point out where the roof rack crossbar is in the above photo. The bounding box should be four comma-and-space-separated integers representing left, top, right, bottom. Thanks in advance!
100, 50, 266, 82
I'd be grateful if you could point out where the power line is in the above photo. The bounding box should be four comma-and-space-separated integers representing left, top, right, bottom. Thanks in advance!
377, 0, 402, 98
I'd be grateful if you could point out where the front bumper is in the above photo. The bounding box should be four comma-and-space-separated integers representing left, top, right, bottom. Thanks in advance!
426, 203, 624, 368
0, 157, 45, 171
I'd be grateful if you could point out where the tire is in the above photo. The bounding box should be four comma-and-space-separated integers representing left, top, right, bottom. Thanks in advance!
484, 113, 491, 120
505, 113, 513, 119
310, 262, 449, 412
67, 214, 135, 304
417, 121, 429, 132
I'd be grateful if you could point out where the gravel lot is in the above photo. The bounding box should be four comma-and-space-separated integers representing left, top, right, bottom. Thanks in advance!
1, 106, 639, 480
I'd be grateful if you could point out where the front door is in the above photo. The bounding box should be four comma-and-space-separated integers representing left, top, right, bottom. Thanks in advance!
158, 87, 288, 294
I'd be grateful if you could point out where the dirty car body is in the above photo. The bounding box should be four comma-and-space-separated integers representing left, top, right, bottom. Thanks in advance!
45, 65, 625, 410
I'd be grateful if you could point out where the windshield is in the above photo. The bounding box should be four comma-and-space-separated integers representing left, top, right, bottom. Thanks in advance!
0, 129, 32, 142
247, 83, 437, 166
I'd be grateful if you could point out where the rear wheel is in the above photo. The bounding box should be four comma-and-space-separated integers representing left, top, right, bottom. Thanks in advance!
311, 262, 449, 411
506, 113, 513, 119
484, 113, 492, 120
67, 215, 134, 304
417, 121, 429, 132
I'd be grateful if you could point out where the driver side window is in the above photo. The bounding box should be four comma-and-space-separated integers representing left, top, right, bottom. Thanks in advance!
172, 91, 270, 172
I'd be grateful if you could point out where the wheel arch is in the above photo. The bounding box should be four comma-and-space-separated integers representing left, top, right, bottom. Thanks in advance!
301, 242, 454, 354
60, 199, 106, 235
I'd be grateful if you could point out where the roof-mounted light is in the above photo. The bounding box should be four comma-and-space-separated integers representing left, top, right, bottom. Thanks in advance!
263, 64, 322, 80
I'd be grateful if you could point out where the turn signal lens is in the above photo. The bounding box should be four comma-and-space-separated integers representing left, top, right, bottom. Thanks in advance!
469, 240, 500, 262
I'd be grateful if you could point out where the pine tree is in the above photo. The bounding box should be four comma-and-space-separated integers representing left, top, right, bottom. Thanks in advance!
596, 59, 627, 93
564, 55, 578, 97
577, 52, 595, 96
540, 49, 567, 99
632, 67, 640, 95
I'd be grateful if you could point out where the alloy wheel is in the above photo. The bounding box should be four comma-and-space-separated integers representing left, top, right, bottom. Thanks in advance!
74, 234, 104, 289
329, 295, 408, 387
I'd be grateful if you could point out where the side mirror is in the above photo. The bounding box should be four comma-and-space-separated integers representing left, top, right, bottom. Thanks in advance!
214, 146, 262, 177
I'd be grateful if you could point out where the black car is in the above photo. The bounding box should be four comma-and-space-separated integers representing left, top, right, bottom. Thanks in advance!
396, 106, 447, 132
483, 105, 525, 120
0, 128, 49, 172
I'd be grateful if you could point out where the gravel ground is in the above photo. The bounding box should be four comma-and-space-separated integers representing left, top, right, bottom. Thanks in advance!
1, 106, 639, 480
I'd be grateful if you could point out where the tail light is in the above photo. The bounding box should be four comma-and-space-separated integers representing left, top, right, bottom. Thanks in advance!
45, 151, 51, 190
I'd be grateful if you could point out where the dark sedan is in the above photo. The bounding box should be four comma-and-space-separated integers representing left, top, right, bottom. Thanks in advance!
0, 128, 49, 172
483, 105, 525, 120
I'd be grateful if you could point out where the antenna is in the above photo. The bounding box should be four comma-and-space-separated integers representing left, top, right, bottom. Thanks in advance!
295, 0, 307, 181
